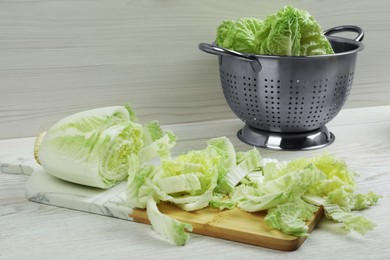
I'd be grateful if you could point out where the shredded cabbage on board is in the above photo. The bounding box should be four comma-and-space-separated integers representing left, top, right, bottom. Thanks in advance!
38, 105, 380, 246
126, 135, 380, 245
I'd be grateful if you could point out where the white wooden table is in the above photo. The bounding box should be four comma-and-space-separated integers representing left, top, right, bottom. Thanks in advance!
1, 105, 389, 259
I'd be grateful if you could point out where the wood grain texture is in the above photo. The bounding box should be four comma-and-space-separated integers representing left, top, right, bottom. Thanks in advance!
130, 203, 324, 251
1, 105, 390, 259
0, 0, 389, 139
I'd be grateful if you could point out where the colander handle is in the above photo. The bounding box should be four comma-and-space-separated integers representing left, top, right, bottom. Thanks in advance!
323, 25, 364, 42
199, 43, 262, 72
199, 43, 255, 61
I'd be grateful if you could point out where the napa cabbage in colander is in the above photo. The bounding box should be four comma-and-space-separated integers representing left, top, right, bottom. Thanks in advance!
216, 5, 334, 56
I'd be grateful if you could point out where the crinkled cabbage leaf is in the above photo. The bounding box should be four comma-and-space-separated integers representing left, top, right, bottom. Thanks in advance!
216, 18, 263, 54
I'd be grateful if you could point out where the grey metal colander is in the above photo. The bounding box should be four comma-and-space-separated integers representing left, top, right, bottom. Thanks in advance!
199, 25, 364, 150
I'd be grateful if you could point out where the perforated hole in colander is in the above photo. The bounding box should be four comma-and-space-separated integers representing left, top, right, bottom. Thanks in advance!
261, 78, 282, 129
285, 79, 306, 129
220, 69, 244, 118
325, 74, 351, 120
242, 76, 261, 125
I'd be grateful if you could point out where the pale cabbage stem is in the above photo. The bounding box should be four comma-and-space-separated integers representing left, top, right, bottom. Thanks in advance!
34, 131, 47, 166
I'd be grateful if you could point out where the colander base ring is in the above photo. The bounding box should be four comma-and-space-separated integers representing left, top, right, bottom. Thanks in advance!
237, 125, 335, 151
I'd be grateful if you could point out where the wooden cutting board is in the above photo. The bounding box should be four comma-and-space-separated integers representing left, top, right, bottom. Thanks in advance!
25, 167, 323, 251
131, 203, 323, 251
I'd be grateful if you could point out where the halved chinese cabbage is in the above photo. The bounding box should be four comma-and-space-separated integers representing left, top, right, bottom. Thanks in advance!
37, 105, 176, 189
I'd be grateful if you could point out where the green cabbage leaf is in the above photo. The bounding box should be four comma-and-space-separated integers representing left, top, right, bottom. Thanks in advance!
146, 197, 193, 246
217, 148, 261, 194
216, 18, 263, 54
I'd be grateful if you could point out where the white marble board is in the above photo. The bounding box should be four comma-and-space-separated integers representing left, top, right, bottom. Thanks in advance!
25, 166, 134, 222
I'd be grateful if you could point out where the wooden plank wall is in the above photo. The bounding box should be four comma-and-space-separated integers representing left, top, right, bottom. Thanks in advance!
1, 0, 389, 139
